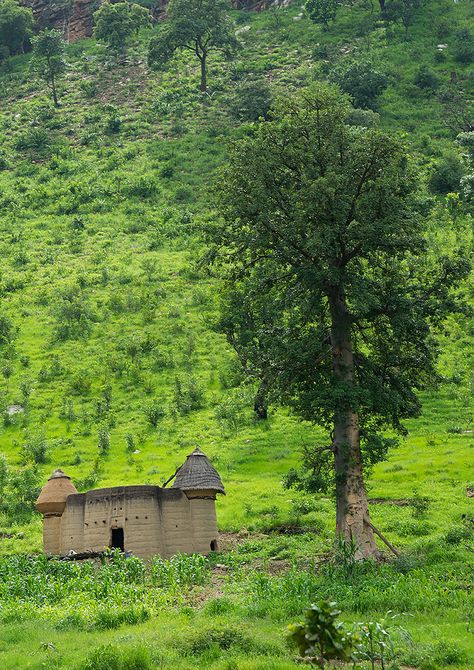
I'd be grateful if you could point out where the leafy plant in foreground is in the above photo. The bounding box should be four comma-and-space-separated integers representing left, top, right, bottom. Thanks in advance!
288, 600, 357, 668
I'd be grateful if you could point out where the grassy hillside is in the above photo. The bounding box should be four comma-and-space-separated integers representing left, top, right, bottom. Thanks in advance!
0, 0, 473, 668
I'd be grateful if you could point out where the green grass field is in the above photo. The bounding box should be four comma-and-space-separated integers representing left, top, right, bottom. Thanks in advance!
0, 0, 473, 667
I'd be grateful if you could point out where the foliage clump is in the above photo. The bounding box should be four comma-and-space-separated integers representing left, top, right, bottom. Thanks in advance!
288, 600, 357, 667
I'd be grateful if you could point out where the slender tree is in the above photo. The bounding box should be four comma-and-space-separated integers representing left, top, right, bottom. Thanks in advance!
93, 1, 151, 61
148, 0, 239, 92
30, 29, 66, 107
205, 84, 469, 559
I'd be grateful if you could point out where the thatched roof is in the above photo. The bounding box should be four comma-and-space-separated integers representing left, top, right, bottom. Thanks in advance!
36, 469, 78, 514
172, 448, 225, 494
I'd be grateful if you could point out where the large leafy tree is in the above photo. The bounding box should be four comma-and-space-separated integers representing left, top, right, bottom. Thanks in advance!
93, 1, 151, 61
0, 0, 34, 58
205, 84, 469, 559
148, 0, 239, 92
30, 29, 67, 108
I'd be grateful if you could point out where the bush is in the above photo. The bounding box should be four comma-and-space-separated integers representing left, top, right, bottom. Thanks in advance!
428, 154, 464, 195
81, 643, 151, 670
414, 65, 440, 91
124, 175, 159, 198
68, 369, 92, 396
330, 60, 388, 110
97, 426, 110, 456
345, 108, 379, 128
230, 79, 273, 121
172, 375, 204, 415
453, 28, 474, 65
14, 127, 51, 155
144, 398, 166, 426
443, 525, 471, 545
20, 434, 49, 464
94, 606, 149, 630
188, 625, 254, 655
0, 313, 16, 348
52, 285, 95, 341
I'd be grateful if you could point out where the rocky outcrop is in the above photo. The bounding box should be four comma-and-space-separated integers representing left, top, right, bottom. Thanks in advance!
21, 0, 283, 44
21, 0, 100, 42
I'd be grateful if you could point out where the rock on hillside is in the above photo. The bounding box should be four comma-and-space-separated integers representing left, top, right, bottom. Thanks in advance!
21, 0, 281, 43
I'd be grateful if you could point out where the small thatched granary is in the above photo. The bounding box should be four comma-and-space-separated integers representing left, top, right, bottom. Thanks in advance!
36, 448, 225, 558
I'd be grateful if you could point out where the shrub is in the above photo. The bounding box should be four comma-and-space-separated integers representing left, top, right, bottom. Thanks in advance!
443, 525, 471, 545
0, 313, 16, 348
124, 175, 159, 198
144, 398, 166, 426
14, 128, 51, 156
79, 80, 97, 98
414, 65, 440, 91
52, 285, 95, 340
434, 641, 467, 666
97, 426, 110, 456
172, 375, 204, 415
94, 606, 149, 630
453, 28, 474, 65
20, 434, 49, 464
4, 465, 41, 515
288, 600, 357, 668
230, 79, 273, 121
330, 60, 388, 110
68, 369, 92, 396
345, 108, 379, 127
188, 625, 253, 655
428, 154, 464, 195
81, 643, 151, 670
410, 491, 431, 518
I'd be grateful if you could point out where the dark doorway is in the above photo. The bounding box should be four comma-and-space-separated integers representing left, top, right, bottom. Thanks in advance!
111, 527, 124, 551
210, 539, 217, 551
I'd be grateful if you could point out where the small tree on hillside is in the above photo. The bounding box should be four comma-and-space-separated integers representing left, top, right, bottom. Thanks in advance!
382, 0, 424, 36
305, 0, 338, 30
205, 84, 470, 559
330, 60, 388, 110
93, 1, 151, 61
148, 0, 239, 92
30, 29, 66, 107
0, 0, 34, 58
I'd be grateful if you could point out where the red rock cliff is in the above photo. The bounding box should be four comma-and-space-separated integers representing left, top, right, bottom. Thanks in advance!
21, 0, 276, 44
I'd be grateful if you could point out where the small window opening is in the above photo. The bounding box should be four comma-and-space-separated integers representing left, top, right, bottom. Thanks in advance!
210, 539, 218, 552
111, 527, 125, 552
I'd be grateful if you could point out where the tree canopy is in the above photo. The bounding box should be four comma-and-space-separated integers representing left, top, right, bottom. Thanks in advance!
148, 0, 239, 91
93, 1, 151, 58
205, 84, 470, 558
0, 0, 33, 58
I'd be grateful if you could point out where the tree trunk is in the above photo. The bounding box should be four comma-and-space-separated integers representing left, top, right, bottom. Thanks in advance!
329, 288, 377, 560
254, 377, 269, 420
199, 53, 207, 92
51, 76, 59, 107
378, 0, 385, 10
48, 56, 59, 107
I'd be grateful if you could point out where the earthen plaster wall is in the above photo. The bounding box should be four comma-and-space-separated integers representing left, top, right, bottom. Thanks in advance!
53, 485, 218, 558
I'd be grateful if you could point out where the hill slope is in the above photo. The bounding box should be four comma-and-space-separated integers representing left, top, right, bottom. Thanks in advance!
0, 1, 473, 668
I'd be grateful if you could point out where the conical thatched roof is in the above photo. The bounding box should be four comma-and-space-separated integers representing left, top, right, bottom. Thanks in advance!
36, 469, 78, 514
172, 448, 225, 494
